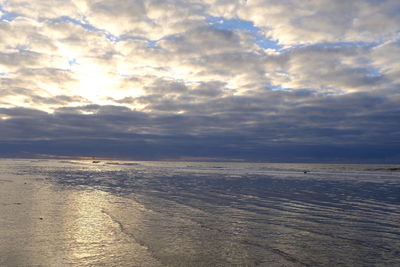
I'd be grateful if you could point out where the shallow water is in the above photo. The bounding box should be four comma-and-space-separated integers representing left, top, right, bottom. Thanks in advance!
0, 159, 399, 266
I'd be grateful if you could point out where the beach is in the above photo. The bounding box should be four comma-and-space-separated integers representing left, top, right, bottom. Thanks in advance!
1, 159, 399, 266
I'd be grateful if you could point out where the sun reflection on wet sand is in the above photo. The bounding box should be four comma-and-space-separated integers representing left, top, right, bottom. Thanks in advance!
59, 190, 161, 266
1, 159, 399, 266
0, 167, 161, 266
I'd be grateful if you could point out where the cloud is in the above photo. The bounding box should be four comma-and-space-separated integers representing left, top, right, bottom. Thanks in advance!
371, 41, 400, 83
236, 0, 400, 45
280, 45, 387, 93
1, 90, 398, 142
0, 0, 79, 20
0, 0, 399, 162
1, 89, 399, 162
159, 25, 256, 55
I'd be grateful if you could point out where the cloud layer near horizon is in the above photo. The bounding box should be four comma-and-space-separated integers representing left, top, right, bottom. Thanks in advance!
0, 0, 399, 162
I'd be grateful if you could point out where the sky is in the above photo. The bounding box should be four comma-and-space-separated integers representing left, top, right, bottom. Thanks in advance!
0, 0, 399, 162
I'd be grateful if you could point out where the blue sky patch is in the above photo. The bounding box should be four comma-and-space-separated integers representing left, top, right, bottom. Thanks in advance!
0, 6, 18, 22
68, 58, 78, 66
147, 40, 158, 48
270, 85, 291, 91
207, 16, 282, 51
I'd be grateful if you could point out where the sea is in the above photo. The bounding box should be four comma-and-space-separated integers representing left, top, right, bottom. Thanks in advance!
0, 159, 399, 266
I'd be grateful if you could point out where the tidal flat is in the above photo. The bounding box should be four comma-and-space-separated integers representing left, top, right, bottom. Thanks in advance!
1, 159, 399, 266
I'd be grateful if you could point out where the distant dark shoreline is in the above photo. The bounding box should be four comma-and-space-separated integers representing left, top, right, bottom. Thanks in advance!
1, 156, 399, 166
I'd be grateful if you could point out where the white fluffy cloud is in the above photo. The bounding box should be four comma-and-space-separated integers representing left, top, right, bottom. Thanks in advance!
236, 0, 400, 45
0, 0, 399, 118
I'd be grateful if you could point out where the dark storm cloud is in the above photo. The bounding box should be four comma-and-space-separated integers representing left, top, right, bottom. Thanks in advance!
1, 89, 399, 162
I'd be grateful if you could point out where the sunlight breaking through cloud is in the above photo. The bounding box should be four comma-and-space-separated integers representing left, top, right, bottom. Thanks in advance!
0, 0, 399, 161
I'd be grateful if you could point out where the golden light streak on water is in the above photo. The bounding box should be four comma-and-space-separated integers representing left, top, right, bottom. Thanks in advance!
0, 166, 161, 266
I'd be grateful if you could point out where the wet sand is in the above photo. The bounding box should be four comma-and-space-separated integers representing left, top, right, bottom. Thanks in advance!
0, 170, 162, 266
0, 171, 294, 266
1, 159, 400, 266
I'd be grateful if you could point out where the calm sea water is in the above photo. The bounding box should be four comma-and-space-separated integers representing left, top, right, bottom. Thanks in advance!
0, 159, 399, 266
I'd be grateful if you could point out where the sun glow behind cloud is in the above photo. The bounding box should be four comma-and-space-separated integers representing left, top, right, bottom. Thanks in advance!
1, 0, 398, 112
0, 0, 399, 161
70, 60, 123, 103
